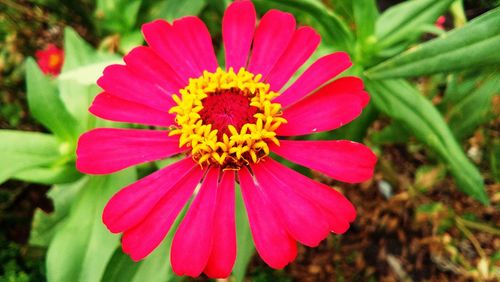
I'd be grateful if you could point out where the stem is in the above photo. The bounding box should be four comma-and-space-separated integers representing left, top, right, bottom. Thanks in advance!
450, 0, 467, 28
455, 217, 486, 258
458, 217, 500, 236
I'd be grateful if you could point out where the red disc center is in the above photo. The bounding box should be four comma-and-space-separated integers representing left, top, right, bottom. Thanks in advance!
199, 89, 257, 137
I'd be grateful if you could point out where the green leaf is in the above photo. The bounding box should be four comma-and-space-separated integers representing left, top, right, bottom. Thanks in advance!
375, 0, 454, 49
25, 58, 79, 141
13, 164, 81, 185
59, 60, 123, 85
232, 185, 254, 282
253, 0, 354, 52
365, 79, 488, 204
62, 28, 98, 72
95, 0, 142, 33
30, 179, 86, 247
101, 207, 186, 282
368, 7, 500, 79
101, 248, 142, 282
46, 169, 136, 282
59, 27, 120, 128
0, 130, 61, 184
371, 121, 411, 145
143, 0, 207, 22
353, 0, 378, 41
448, 73, 500, 140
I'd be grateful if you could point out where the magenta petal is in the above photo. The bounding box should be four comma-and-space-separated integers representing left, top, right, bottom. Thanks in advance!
271, 140, 377, 183
121, 165, 204, 261
90, 92, 175, 127
171, 167, 219, 277
277, 77, 369, 136
266, 27, 320, 92
247, 10, 296, 78
102, 158, 196, 233
251, 164, 330, 247
76, 128, 185, 174
222, 0, 256, 70
204, 171, 236, 278
172, 16, 218, 73
124, 46, 185, 92
142, 20, 201, 81
97, 64, 173, 112
238, 167, 297, 269
259, 158, 356, 233
274, 52, 352, 108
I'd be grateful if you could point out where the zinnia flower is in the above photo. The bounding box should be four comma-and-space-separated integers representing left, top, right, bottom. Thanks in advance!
35, 44, 64, 76
76, 0, 376, 278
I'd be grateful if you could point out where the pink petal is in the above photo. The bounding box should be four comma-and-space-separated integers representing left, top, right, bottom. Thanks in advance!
277, 77, 370, 136
171, 167, 219, 277
274, 52, 352, 108
251, 163, 330, 247
124, 46, 186, 92
121, 165, 205, 261
102, 158, 196, 233
97, 64, 173, 112
90, 92, 175, 127
238, 167, 297, 269
258, 158, 356, 233
271, 140, 377, 183
204, 171, 236, 278
247, 10, 296, 78
76, 128, 184, 174
222, 0, 256, 70
142, 20, 201, 81
265, 27, 320, 92
172, 16, 218, 73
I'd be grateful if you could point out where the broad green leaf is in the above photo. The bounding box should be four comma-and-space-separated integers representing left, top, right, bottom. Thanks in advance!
59, 27, 120, 127
59, 60, 123, 85
101, 248, 142, 282
13, 164, 81, 185
30, 179, 86, 247
25, 58, 79, 141
95, 0, 142, 33
143, 0, 207, 22
233, 186, 254, 282
448, 73, 500, 140
101, 208, 186, 282
0, 130, 61, 184
365, 79, 488, 204
46, 169, 136, 282
375, 0, 454, 49
62, 27, 98, 72
368, 7, 500, 79
253, 0, 354, 52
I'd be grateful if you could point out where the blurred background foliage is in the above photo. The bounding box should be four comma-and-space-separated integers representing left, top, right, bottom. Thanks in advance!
0, 0, 499, 281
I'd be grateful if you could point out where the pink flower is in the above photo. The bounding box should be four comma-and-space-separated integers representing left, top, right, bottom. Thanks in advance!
435, 16, 446, 30
35, 44, 64, 76
76, 0, 376, 278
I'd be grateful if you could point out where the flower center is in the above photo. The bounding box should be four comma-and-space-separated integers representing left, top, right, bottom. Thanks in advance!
169, 68, 287, 169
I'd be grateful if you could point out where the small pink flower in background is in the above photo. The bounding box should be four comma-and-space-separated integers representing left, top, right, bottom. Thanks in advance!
76, 0, 376, 278
435, 16, 446, 30
35, 44, 64, 76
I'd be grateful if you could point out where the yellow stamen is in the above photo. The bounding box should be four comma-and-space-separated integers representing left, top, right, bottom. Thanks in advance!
169, 67, 287, 168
